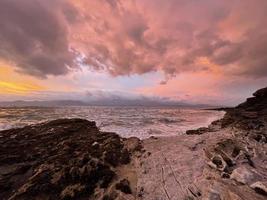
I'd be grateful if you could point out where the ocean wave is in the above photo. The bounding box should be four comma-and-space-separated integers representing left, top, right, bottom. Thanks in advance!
0, 114, 17, 119
0, 106, 225, 138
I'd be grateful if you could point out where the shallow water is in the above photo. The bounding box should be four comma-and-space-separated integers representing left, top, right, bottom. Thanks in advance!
0, 106, 225, 139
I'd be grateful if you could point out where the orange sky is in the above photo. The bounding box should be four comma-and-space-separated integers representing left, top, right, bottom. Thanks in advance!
0, 64, 45, 95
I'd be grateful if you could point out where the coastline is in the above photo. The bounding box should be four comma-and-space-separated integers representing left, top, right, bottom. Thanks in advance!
135, 87, 267, 199
0, 87, 267, 199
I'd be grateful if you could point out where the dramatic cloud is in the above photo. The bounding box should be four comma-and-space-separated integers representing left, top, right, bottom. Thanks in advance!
0, 0, 78, 78
70, 0, 267, 79
0, 0, 267, 79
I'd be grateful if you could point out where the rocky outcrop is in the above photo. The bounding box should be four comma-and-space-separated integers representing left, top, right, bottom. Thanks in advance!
0, 118, 142, 200
132, 87, 267, 200
203, 87, 267, 199
221, 87, 267, 129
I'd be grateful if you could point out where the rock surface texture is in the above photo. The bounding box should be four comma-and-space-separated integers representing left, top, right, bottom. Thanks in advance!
136, 87, 267, 200
0, 119, 142, 200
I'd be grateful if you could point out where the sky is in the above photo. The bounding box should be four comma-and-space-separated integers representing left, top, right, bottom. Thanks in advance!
0, 0, 267, 106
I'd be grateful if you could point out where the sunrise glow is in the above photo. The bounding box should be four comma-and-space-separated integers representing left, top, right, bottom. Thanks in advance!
0, 0, 266, 105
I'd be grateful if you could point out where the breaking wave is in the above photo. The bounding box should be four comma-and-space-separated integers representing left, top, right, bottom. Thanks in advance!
0, 106, 225, 139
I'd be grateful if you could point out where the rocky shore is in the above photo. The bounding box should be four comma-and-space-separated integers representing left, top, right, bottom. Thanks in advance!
0, 119, 142, 200
136, 87, 267, 200
0, 87, 267, 200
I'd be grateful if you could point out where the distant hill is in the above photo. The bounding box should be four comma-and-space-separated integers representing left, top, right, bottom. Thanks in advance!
0, 99, 218, 108
0, 100, 88, 107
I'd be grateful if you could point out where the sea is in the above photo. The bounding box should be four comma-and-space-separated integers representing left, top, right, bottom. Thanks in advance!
0, 106, 225, 139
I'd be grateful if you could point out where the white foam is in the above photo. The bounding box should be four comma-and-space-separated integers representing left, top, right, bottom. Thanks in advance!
0, 107, 225, 139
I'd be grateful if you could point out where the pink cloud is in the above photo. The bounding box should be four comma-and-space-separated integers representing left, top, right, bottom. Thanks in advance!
68, 0, 267, 80
0, 0, 267, 79
0, 0, 267, 105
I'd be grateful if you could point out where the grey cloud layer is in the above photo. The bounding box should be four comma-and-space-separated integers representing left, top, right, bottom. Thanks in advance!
1, 0, 267, 78
0, 0, 77, 77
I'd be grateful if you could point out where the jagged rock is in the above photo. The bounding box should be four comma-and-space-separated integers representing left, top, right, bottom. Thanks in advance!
0, 118, 141, 200
200, 87, 267, 199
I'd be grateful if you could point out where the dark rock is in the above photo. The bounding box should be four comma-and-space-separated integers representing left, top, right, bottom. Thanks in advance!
253, 87, 267, 97
212, 156, 224, 169
60, 184, 86, 200
149, 136, 158, 140
221, 172, 230, 179
250, 182, 267, 196
138, 187, 145, 197
115, 179, 132, 194
103, 191, 118, 200
0, 118, 141, 200
186, 127, 210, 135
